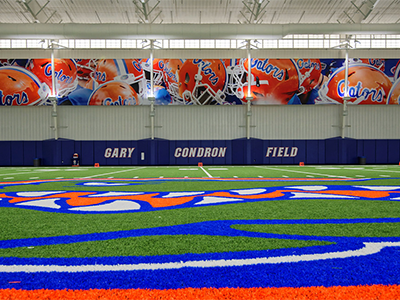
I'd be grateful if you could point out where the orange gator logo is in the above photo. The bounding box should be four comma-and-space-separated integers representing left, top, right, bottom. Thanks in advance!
0, 185, 399, 213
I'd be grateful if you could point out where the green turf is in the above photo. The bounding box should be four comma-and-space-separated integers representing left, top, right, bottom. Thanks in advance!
1, 200, 399, 240
232, 222, 400, 238
0, 165, 399, 183
1, 165, 399, 258
0, 235, 332, 258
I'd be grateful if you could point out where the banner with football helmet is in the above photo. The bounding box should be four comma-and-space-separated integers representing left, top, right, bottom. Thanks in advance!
0, 58, 399, 106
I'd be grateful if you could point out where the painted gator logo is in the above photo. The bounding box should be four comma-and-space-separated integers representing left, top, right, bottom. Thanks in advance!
0, 183, 399, 214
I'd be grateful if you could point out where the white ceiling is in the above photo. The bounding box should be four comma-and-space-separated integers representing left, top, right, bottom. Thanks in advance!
1, 0, 400, 25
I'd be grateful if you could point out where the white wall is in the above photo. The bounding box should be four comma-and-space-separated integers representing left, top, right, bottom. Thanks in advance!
1, 105, 399, 141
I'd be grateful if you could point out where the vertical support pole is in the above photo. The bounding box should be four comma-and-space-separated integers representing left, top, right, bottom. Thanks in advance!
50, 43, 58, 140
341, 43, 350, 139
246, 40, 253, 140
150, 40, 154, 98
149, 40, 155, 140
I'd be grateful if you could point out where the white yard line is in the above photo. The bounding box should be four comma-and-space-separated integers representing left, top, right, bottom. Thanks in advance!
362, 169, 400, 174
200, 166, 213, 178
255, 166, 352, 179
0, 170, 60, 177
83, 167, 146, 178
1, 242, 399, 273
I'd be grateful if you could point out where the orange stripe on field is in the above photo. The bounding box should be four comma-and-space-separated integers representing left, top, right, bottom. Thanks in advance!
1, 285, 399, 300
65, 193, 198, 208
205, 190, 287, 199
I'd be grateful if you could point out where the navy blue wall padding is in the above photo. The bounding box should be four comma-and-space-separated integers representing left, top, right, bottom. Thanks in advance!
346, 138, 358, 164
306, 140, 319, 164
0, 142, 11, 166
318, 140, 326, 164
214, 140, 229, 165
137, 139, 150, 165
11, 141, 24, 166
81, 141, 94, 166
22, 141, 36, 166
61, 140, 75, 166
281, 140, 294, 165
363, 140, 376, 165
94, 141, 107, 166
262, 140, 270, 165
325, 138, 339, 164
375, 140, 388, 164
294, 140, 306, 164
73, 141, 82, 164
1, 137, 399, 166
116, 141, 131, 166
388, 140, 400, 164
356, 140, 364, 159
186, 140, 198, 166
267, 140, 282, 165
250, 139, 264, 165
231, 139, 245, 165
157, 140, 170, 165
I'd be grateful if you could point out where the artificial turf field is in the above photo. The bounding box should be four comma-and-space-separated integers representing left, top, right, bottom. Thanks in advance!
0, 164, 399, 299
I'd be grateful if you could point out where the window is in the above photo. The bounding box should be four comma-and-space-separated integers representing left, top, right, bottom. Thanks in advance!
200, 40, 215, 48
27, 40, 43, 48
170, 39, 184, 48
75, 39, 90, 48
309, 39, 323, 48
0, 40, 11, 48
11, 40, 26, 48
121, 39, 136, 48
263, 40, 278, 48
91, 39, 106, 48
279, 39, 293, 48
106, 39, 121, 48
371, 39, 385, 48
185, 40, 200, 48
294, 40, 309, 48
216, 40, 230, 48
386, 39, 400, 48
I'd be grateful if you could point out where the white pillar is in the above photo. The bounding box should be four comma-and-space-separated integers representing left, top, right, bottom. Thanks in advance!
341, 44, 350, 139
50, 43, 58, 140
149, 40, 155, 140
246, 40, 253, 140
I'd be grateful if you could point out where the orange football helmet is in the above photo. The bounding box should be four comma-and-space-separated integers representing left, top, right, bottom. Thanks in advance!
318, 63, 392, 104
162, 59, 185, 103
28, 59, 78, 98
295, 59, 322, 95
92, 59, 146, 99
88, 81, 139, 105
141, 58, 165, 86
178, 59, 228, 105
0, 66, 50, 106
388, 78, 400, 105
393, 60, 400, 81
75, 59, 97, 81
237, 58, 300, 104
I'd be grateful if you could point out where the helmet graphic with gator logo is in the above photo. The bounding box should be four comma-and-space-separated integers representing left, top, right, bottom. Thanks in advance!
75, 59, 97, 81
92, 59, 146, 99
141, 58, 165, 87
162, 59, 185, 103
178, 59, 228, 105
393, 60, 400, 82
237, 58, 300, 104
388, 78, 400, 105
295, 59, 322, 95
318, 63, 392, 104
0, 66, 50, 106
28, 59, 78, 98
88, 81, 139, 105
